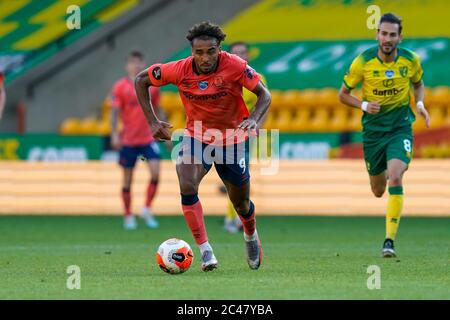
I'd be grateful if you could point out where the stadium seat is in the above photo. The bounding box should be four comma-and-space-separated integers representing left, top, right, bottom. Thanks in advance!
96, 119, 112, 135
79, 118, 99, 135
160, 92, 182, 113
293, 108, 311, 132
60, 118, 82, 135
317, 88, 339, 108
431, 86, 450, 108
281, 90, 302, 110
263, 112, 275, 130
329, 108, 349, 132
269, 90, 283, 111
274, 109, 293, 131
299, 89, 318, 109
429, 106, 445, 127
169, 111, 185, 130
309, 109, 330, 132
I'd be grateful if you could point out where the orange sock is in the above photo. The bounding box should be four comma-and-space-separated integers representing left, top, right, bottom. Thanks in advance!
239, 201, 256, 236
145, 180, 158, 208
181, 194, 208, 245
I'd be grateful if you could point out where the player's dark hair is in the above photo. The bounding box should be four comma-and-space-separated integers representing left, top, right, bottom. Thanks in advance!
229, 41, 249, 51
186, 21, 226, 46
379, 13, 402, 34
128, 50, 145, 60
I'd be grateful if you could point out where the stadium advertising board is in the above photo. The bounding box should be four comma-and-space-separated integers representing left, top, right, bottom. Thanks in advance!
0, 134, 103, 161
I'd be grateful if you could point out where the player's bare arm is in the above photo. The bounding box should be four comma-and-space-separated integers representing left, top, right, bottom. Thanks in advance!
338, 85, 380, 114
413, 80, 430, 128
239, 80, 271, 130
0, 82, 6, 120
135, 69, 172, 141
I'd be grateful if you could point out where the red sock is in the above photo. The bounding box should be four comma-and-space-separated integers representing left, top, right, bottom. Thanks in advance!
239, 201, 256, 236
122, 188, 131, 216
181, 197, 208, 245
145, 181, 158, 208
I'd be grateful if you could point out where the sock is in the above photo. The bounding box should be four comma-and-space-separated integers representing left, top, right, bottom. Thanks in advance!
145, 180, 158, 208
199, 241, 213, 255
122, 187, 132, 216
386, 186, 403, 240
238, 201, 256, 237
226, 199, 238, 221
181, 194, 208, 245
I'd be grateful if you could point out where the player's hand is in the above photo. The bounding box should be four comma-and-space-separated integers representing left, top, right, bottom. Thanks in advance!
366, 101, 381, 114
238, 118, 258, 131
111, 132, 121, 150
151, 120, 173, 141
417, 104, 430, 128
237, 118, 258, 137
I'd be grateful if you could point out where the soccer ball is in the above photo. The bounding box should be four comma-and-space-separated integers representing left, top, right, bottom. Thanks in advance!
156, 238, 193, 274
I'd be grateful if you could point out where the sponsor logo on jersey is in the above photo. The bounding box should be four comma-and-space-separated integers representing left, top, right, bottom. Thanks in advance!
198, 81, 209, 90
399, 66, 408, 78
385, 70, 394, 78
373, 70, 380, 77
182, 91, 228, 100
373, 87, 404, 96
152, 67, 161, 80
213, 76, 224, 88
383, 79, 395, 88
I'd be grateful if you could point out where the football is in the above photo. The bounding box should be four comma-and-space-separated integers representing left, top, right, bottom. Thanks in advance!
156, 238, 194, 274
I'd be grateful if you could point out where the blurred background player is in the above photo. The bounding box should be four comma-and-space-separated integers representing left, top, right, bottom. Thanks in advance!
0, 72, 5, 120
222, 42, 268, 233
135, 21, 271, 271
339, 13, 430, 257
111, 50, 167, 230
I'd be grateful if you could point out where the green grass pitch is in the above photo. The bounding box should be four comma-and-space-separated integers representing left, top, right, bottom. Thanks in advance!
0, 215, 448, 299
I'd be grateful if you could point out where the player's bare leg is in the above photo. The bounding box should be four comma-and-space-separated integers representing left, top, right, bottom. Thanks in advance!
381, 159, 408, 257
176, 159, 218, 271
122, 168, 137, 230
141, 160, 160, 228
369, 171, 388, 198
225, 181, 262, 270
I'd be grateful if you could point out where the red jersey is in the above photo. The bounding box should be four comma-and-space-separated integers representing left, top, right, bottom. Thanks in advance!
0, 72, 4, 85
147, 51, 261, 145
112, 77, 160, 146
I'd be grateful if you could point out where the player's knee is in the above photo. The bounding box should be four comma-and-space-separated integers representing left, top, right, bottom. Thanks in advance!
388, 174, 402, 186
179, 182, 198, 195
371, 186, 385, 198
233, 198, 250, 215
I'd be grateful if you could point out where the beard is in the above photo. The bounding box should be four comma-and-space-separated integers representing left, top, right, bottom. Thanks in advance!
379, 43, 397, 56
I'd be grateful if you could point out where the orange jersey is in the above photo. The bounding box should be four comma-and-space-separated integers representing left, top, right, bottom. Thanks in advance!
112, 77, 160, 146
147, 51, 261, 145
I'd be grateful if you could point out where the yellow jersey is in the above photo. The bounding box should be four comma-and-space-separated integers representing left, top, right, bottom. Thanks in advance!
343, 46, 423, 131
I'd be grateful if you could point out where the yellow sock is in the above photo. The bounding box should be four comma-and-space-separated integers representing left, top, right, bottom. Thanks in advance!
226, 199, 238, 220
386, 186, 403, 240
